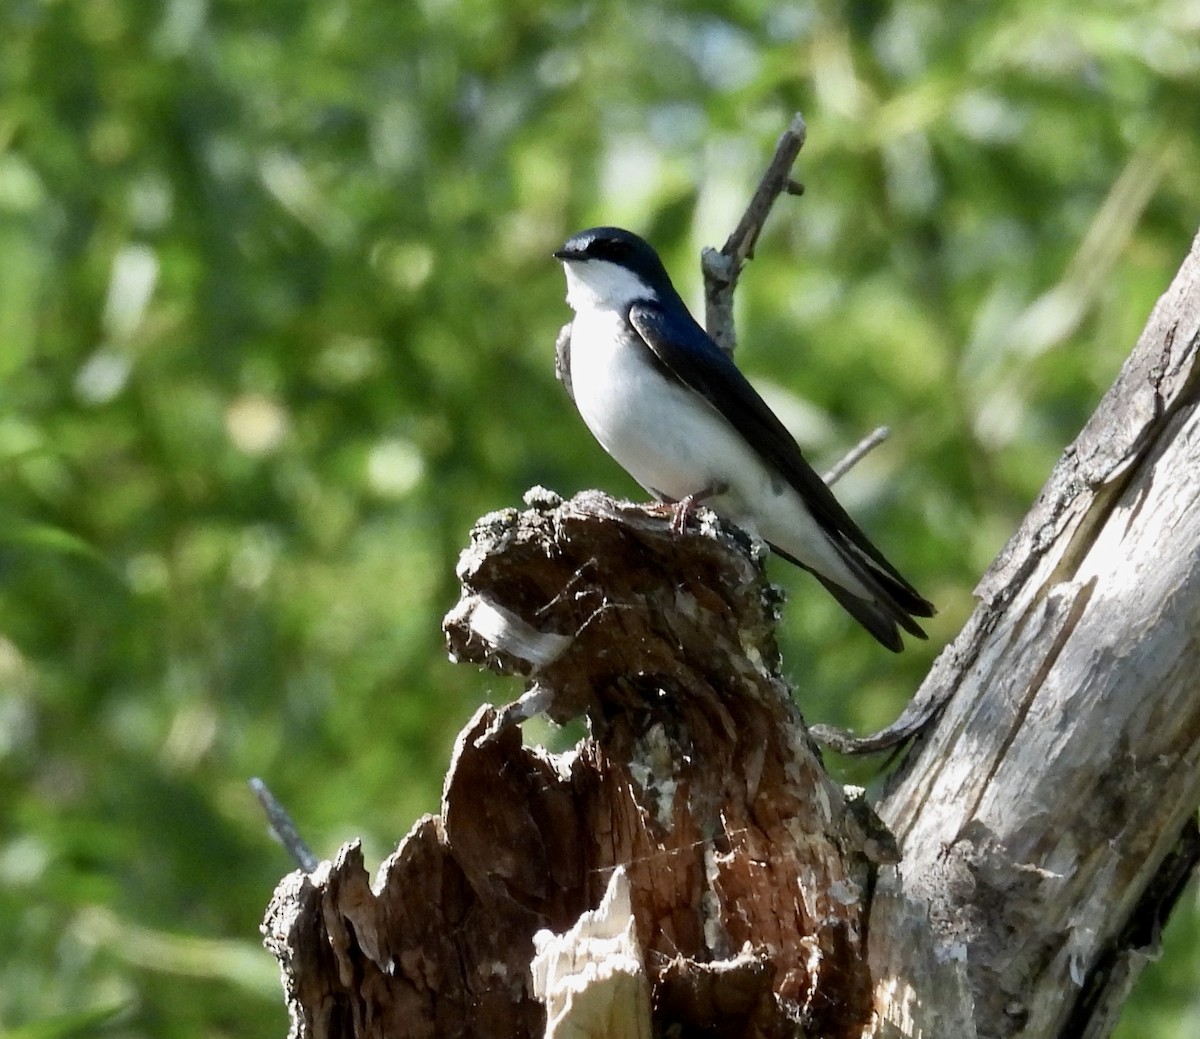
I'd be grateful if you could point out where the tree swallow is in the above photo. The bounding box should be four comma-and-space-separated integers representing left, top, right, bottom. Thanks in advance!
554, 226, 935, 651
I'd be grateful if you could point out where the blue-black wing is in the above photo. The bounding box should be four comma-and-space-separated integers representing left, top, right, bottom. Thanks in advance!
627, 301, 934, 625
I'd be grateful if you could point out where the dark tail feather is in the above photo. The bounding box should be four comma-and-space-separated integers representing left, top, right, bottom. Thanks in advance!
810, 571, 925, 652
771, 542, 934, 652
840, 540, 935, 620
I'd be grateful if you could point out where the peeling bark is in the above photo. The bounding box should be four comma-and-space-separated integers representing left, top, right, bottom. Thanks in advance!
265, 492, 894, 1037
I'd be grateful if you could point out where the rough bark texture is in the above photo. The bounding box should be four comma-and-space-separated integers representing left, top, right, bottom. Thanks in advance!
866, 227, 1200, 1038
264, 492, 896, 1038
262, 232, 1200, 1038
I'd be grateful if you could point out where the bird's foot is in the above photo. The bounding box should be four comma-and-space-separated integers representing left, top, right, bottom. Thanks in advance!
666, 483, 726, 535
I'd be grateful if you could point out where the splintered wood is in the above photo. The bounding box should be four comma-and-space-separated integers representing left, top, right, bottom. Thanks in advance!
264, 491, 891, 1038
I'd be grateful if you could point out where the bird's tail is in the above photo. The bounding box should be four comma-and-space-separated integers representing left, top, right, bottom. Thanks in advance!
774, 542, 935, 653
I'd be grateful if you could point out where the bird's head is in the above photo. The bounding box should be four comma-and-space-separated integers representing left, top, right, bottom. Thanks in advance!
554, 227, 678, 314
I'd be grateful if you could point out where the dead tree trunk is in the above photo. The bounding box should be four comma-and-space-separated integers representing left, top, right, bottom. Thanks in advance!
866, 227, 1200, 1038
260, 229, 1200, 1037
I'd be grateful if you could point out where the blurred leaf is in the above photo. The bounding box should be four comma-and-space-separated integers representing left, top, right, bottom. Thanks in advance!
2, 1003, 127, 1039
0, 510, 108, 565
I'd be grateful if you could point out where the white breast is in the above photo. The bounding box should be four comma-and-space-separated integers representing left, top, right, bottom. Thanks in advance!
560, 261, 868, 594
568, 308, 767, 512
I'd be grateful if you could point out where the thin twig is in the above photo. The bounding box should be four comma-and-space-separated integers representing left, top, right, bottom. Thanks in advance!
822, 426, 891, 486
251, 777, 319, 872
703, 113, 808, 355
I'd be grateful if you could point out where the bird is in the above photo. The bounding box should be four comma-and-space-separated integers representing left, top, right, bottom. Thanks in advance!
553, 225, 935, 651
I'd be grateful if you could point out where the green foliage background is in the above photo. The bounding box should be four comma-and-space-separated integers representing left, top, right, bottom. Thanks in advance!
2, 0, 1198, 1035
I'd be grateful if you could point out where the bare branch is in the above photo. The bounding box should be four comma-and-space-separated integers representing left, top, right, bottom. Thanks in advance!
703, 113, 808, 354
822, 426, 891, 486
251, 777, 318, 873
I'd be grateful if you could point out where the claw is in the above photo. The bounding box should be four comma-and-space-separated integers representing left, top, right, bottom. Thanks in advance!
665, 483, 726, 536
670, 498, 692, 536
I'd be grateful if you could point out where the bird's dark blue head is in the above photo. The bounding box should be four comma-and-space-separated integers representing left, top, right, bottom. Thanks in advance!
554, 227, 681, 312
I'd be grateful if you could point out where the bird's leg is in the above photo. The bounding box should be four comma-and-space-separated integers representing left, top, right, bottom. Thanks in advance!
666, 483, 727, 535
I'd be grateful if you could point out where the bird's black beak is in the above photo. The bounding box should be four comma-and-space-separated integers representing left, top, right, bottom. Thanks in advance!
553, 246, 583, 261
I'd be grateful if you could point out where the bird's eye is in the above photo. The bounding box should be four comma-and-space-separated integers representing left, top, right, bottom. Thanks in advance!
599, 239, 630, 260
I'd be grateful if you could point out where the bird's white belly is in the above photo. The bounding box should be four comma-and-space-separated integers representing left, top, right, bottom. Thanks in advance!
569, 311, 727, 501
567, 310, 869, 594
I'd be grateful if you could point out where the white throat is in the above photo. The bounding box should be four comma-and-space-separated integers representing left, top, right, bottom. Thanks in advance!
560, 258, 654, 314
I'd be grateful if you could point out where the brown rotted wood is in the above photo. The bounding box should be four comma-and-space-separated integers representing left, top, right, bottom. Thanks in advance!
264, 491, 891, 1038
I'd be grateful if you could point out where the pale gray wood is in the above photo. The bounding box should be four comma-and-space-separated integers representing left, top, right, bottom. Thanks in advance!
866, 228, 1200, 1038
